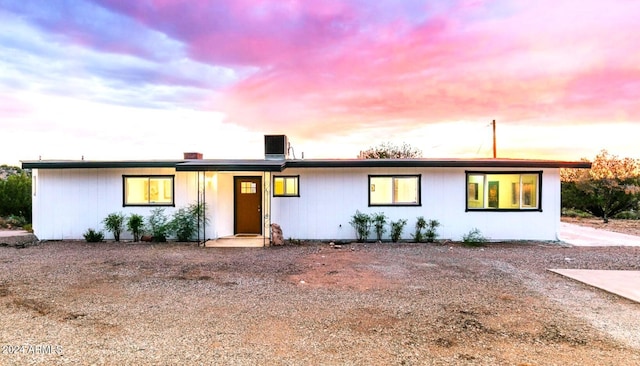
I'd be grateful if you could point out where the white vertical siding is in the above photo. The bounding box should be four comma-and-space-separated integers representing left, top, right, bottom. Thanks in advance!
33, 166, 562, 242
34, 168, 200, 240
271, 167, 561, 241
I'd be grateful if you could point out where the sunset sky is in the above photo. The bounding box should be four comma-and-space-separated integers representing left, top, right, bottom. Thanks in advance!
1, 0, 639, 166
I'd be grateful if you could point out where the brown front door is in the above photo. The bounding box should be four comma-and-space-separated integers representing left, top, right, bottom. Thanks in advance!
234, 176, 262, 234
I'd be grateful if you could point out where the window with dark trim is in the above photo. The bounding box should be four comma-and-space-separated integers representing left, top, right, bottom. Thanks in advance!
123, 175, 175, 206
369, 175, 421, 206
466, 171, 542, 211
273, 176, 299, 197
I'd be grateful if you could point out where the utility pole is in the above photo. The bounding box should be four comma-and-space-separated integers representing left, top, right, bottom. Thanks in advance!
492, 119, 496, 158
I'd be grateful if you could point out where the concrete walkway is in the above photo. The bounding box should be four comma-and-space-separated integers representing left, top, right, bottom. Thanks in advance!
0, 230, 30, 237
554, 222, 640, 304
558, 222, 640, 247
549, 269, 640, 303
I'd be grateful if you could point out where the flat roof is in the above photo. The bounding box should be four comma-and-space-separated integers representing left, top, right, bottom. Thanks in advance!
282, 158, 592, 169
22, 158, 591, 171
21, 160, 183, 169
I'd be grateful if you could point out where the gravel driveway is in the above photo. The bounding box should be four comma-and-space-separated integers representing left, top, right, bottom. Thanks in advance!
1, 241, 639, 365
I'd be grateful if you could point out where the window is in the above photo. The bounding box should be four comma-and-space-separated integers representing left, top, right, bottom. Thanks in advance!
369, 175, 420, 206
241, 181, 257, 194
123, 176, 174, 206
466, 171, 541, 211
273, 176, 299, 197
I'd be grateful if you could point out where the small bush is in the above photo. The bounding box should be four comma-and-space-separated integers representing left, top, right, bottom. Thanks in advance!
83, 228, 104, 243
371, 212, 388, 241
412, 216, 427, 242
462, 228, 487, 247
6, 214, 27, 228
170, 202, 207, 242
349, 210, 371, 242
23, 223, 33, 233
561, 208, 593, 218
102, 212, 125, 241
127, 214, 144, 242
424, 219, 441, 243
613, 210, 640, 220
146, 208, 170, 242
390, 219, 407, 243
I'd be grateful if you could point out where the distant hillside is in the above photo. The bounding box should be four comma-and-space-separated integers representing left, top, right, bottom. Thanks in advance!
0, 165, 26, 180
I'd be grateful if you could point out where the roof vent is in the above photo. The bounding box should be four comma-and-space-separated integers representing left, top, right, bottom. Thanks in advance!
264, 135, 288, 160
184, 152, 203, 160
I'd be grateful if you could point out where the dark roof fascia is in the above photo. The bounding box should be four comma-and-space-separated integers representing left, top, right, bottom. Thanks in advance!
21, 158, 592, 171
175, 160, 286, 172
21, 160, 183, 169
283, 159, 592, 169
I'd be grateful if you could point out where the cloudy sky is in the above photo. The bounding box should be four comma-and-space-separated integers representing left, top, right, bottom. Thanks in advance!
1, 0, 639, 166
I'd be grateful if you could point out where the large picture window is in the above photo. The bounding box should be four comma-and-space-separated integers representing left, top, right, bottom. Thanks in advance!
369, 175, 421, 206
466, 171, 541, 211
273, 176, 299, 197
123, 176, 174, 206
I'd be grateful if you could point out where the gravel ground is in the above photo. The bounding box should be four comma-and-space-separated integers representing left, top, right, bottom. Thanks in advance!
1, 240, 640, 365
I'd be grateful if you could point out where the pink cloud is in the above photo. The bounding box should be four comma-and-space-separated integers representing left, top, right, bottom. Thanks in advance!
95, 0, 360, 65
205, 0, 640, 139
0, 95, 31, 119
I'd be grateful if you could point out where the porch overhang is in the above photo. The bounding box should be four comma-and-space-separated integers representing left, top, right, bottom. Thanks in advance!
176, 159, 286, 172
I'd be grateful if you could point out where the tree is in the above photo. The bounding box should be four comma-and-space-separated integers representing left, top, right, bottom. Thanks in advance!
0, 172, 32, 220
358, 142, 422, 159
561, 150, 640, 223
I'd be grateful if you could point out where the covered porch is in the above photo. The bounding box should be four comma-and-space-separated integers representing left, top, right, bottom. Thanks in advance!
176, 159, 285, 247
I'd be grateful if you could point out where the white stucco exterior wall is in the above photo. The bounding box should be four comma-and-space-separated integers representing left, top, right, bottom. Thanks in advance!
270, 167, 561, 241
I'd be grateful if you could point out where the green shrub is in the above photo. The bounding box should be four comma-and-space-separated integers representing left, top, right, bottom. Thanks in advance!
7, 214, 27, 227
561, 208, 593, 218
412, 216, 427, 242
102, 212, 125, 241
613, 210, 640, 220
23, 223, 33, 233
349, 210, 371, 242
83, 228, 104, 243
127, 214, 144, 242
371, 212, 388, 241
425, 219, 441, 243
146, 208, 170, 242
462, 228, 487, 247
390, 219, 407, 243
170, 202, 207, 242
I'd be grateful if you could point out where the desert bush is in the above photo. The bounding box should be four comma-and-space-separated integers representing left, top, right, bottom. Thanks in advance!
102, 212, 125, 241
6, 214, 27, 228
462, 228, 487, 247
146, 208, 170, 242
170, 202, 207, 242
412, 216, 427, 242
83, 228, 104, 243
390, 219, 407, 243
424, 219, 441, 243
349, 210, 371, 242
126, 214, 144, 242
371, 212, 388, 241
613, 210, 640, 220
561, 208, 593, 218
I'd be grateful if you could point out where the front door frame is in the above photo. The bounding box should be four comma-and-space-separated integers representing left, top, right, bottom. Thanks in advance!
233, 176, 263, 235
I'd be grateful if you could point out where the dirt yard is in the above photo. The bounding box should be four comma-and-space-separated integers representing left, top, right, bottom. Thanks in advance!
1, 241, 640, 365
